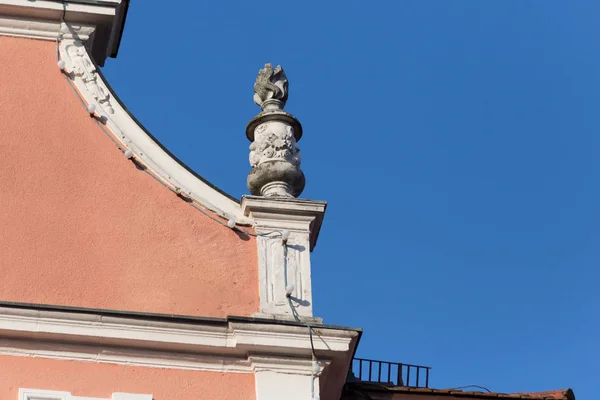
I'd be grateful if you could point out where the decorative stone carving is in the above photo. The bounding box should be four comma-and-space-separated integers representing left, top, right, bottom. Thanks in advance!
254, 64, 288, 110
246, 64, 305, 198
258, 230, 306, 311
249, 125, 301, 168
65, 41, 114, 114
59, 38, 252, 224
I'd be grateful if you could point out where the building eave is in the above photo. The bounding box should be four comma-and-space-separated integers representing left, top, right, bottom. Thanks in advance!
0, 300, 363, 334
0, 301, 360, 400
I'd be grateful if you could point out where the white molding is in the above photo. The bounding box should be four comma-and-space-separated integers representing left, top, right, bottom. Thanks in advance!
0, 0, 126, 64
0, 17, 95, 41
20, 388, 70, 400
0, 1, 116, 15
251, 356, 331, 400
112, 395, 152, 400
0, 306, 357, 370
0, 338, 252, 373
58, 39, 252, 224
0, 307, 356, 354
19, 389, 152, 400
241, 196, 326, 250
5, 306, 357, 400
250, 355, 330, 375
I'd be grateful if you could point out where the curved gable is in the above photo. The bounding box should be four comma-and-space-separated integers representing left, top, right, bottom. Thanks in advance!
0, 36, 258, 318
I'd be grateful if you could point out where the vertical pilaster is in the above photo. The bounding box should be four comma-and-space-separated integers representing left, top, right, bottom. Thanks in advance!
251, 356, 329, 400
242, 196, 325, 319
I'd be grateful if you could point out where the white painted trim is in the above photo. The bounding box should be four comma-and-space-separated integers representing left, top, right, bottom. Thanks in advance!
0, 306, 357, 371
58, 39, 252, 224
0, 307, 355, 354
242, 196, 326, 250
20, 388, 70, 400
19, 389, 152, 400
0, 0, 125, 63
112, 395, 152, 400
0, 0, 116, 16
0, 17, 95, 41
250, 355, 330, 375
5, 306, 357, 400
254, 370, 321, 400
0, 338, 252, 372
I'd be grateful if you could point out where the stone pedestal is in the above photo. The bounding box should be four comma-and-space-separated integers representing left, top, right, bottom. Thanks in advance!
242, 196, 326, 319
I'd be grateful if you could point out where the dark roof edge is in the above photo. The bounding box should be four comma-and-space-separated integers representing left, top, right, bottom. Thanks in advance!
109, 0, 129, 58
45, 0, 130, 61
344, 383, 575, 400
94, 63, 241, 204
0, 301, 362, 333
0, 300, 226, 326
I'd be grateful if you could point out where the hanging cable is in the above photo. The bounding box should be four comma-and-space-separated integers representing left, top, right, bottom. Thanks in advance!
283, 237, 319, 400
447, 385, 492, 393
56, 17, 320, 398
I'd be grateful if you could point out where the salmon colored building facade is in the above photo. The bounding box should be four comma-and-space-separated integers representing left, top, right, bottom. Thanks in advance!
0, 2, 576, 400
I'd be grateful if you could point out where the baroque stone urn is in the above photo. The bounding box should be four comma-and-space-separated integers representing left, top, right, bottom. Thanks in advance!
246, 64, 305, 198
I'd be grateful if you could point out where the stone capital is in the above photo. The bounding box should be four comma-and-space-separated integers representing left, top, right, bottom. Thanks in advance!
241, 196, 326, 251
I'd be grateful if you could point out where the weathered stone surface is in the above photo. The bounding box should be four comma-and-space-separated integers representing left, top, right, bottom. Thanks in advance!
246, 64, 305, 198
249, 123, 300, 168
253, 63, 288, 110
247, 160, 305, 198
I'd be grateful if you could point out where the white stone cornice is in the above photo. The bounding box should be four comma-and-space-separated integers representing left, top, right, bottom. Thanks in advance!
241, 196, 326, 250
0, 305, 358, 400
230, 322, 355, 353
0, 0, 117, 16
249, 355, 331, 375
0, 0, 127, 64
0, 16, 95, 41
0, 337, 253, 373
0, 305, 358, 369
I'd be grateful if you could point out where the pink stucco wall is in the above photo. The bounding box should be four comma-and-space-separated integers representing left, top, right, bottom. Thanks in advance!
0, 37, 259, 318
0, 355, 255, 400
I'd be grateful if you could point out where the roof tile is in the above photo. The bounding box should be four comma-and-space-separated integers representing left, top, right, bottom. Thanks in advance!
344, 383, 575, 400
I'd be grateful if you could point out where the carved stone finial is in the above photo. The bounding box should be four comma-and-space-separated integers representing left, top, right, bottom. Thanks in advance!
254, 63, 289, 111
246, 64, 304, 198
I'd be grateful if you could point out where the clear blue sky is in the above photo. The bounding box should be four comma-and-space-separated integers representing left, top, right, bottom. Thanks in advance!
102, 1, 599, 398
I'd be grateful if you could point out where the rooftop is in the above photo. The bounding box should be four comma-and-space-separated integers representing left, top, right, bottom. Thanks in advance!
344, 382, 575, 400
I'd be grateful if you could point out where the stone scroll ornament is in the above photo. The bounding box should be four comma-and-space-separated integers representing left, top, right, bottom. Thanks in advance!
246, 64, 305, 198
65, 41, 114, 114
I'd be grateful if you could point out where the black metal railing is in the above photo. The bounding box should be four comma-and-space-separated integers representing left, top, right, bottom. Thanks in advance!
351, 358, 431, 388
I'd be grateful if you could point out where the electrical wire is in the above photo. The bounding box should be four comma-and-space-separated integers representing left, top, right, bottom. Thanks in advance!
56, 15, 319, 399
283, 240, 319, 400
447, 385, 492, 393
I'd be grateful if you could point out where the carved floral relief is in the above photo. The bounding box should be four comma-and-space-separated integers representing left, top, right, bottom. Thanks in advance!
249, 125, 301, 168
